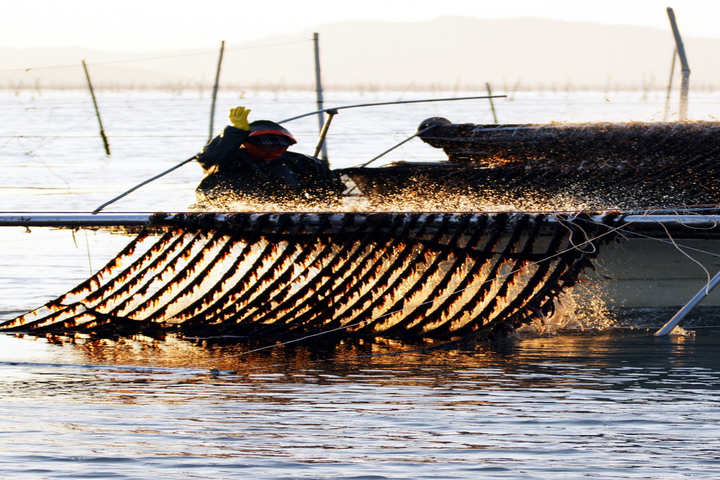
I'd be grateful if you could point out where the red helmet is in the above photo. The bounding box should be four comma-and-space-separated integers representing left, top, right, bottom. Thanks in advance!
246, 120, 297, 146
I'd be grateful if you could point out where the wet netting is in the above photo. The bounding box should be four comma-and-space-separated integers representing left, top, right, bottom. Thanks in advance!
0, 212, 617, 341
343, 121, 720, 211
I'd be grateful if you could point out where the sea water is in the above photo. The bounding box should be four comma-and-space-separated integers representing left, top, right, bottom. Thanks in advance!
1, 89, 720, 479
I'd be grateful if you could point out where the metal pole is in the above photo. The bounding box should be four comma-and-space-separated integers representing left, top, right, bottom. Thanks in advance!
0, 213, 153, 228
486, 83, 498, 123
667, 8, 690, 121
313, 109, 337, 158
82, 60, 110, 155
355, 125, 437, 169
314, 33, 328, 161
93, 156, 196, 214
655, 270, 720, 336
209, 40, 225, 141
663, 48, 677, 122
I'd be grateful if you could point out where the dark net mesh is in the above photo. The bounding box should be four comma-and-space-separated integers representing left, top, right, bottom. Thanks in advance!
0, 212, 617, 341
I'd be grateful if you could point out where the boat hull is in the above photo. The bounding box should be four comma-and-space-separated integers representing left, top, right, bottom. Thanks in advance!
582, 237, 720, 308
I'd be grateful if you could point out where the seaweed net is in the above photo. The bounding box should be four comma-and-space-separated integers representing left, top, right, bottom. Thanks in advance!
0, 212, 617, 341
342, 121, 720, 211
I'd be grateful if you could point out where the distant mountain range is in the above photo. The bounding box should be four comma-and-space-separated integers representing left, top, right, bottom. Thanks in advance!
1, 16, 718, 91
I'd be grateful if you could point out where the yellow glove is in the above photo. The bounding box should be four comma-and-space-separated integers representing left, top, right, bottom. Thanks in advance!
228, 106, 251, 131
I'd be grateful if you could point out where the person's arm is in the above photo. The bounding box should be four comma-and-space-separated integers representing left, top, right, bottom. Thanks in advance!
195, 107, 252, 173
195, 126, 250, 173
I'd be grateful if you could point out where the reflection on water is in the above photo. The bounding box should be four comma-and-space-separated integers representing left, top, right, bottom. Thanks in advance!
35, 327, 720, 383
1, 330, 719, 479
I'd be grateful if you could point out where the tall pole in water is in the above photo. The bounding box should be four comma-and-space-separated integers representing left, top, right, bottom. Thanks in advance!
667, 8, 690, 121
82, 60, 111, 155
209, 40, 225, 141
314, 33, 328, 161
486, 83, 498, 123
663, 48, 677, 122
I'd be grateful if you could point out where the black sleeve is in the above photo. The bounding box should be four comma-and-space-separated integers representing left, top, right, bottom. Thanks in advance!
195, 126, 250, 173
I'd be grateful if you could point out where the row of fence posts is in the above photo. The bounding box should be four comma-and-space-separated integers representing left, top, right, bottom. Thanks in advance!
82, 9, 692, 157
81, 34, 329, 159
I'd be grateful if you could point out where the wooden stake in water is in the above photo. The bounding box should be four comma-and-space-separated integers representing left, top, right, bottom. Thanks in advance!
667, 8, 690, 121
209, 40, 225, 142
314, 33, 328, 161
663, 48, 677, 122
82, 60, 110, 155
486, 83, 498, 123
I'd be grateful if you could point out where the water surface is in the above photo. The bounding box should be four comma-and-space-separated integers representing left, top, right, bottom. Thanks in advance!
2, 89, 720, 478
1, 330, 719, 479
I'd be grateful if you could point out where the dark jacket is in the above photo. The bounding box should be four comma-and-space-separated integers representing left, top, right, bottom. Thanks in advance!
195, 126, 345, 206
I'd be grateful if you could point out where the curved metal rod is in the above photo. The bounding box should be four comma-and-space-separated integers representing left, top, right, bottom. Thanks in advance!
278, 95, 505, 123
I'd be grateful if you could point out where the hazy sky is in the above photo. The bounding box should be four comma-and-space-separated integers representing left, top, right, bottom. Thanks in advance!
3, 0, 718, 53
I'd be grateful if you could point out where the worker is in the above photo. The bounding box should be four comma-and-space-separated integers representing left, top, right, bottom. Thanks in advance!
195, 106, 345, 208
